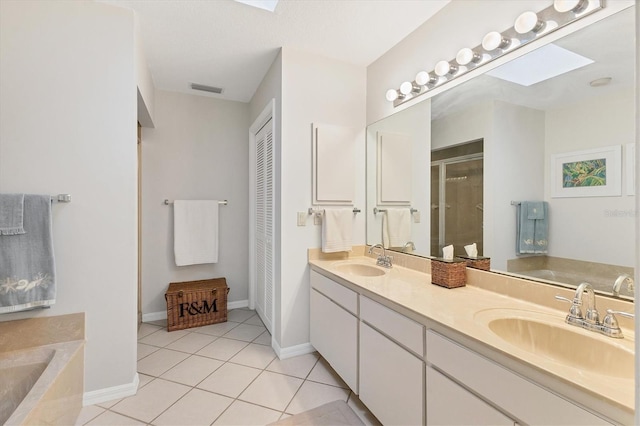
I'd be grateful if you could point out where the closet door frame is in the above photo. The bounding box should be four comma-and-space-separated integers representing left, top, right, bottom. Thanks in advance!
249, 99, 276, 338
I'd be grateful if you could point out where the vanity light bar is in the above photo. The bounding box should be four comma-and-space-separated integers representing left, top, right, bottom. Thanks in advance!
388, 0, 603, 108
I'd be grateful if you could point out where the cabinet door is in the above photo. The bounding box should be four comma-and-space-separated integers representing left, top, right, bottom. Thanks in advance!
310, 288, 358, 391
426, 366, 514, 425
360, 323, 423, 426
426, 331, 612, 425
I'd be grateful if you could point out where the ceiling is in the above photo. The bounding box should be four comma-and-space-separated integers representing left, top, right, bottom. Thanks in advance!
101, 0, 450, 103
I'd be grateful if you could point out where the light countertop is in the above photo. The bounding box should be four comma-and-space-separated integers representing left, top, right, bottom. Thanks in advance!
309, 254, 634, 420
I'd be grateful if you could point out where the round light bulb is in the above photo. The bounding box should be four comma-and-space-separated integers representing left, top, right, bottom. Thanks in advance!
456, 48, 480, 66
385, 89, 399, 102
514, 11, 545, 34
435, 60, 457, 77
482, 31, 510, 51
415, 71, 429, 86
399, 81, 413, 95
553, 0, 587, 13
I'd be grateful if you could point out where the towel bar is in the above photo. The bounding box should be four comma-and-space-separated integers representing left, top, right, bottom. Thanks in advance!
164, 199, 228, 206
308, 207, 361, 215
373, 207, 418, 215
51, 194, 71, 203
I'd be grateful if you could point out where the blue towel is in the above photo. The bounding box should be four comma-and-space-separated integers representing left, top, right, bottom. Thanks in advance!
0, 194, 56, 313
517, 201, 548, 255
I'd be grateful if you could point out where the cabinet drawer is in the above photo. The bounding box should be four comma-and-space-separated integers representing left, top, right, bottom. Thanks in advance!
426, 330, 611, 425
310, 270, 357, 314
360, 296, 423, 356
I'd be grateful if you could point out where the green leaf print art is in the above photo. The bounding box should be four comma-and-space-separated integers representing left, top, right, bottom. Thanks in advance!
562, 158, 606, 188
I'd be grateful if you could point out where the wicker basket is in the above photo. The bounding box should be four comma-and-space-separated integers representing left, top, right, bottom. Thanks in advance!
431, 258, 466, 288
165, 278, 229, 331
459, 256, 491, 271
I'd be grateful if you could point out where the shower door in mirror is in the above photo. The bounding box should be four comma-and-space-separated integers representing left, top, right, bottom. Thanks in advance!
431, 148, 483, 258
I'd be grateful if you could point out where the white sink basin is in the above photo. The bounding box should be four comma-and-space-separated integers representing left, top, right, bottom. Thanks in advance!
333, 262, 387, 277
475, 309, 634, 379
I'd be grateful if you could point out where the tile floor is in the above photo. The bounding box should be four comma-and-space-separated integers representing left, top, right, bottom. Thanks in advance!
76, 308, 380, 426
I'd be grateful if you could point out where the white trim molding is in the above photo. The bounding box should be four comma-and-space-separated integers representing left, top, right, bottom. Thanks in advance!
83, 373, 139, 406
272, 339, 316, 360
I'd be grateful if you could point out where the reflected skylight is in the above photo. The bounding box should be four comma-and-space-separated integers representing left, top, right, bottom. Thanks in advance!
233, 0, 279, 12
486, 44, 594, 86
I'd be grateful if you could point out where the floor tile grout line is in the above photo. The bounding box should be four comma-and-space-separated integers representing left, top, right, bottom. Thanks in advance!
108, 312, 359, 425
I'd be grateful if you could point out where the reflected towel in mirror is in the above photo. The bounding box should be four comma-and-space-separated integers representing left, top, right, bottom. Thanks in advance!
516, 201, 548, 255
382, 208, 411, 249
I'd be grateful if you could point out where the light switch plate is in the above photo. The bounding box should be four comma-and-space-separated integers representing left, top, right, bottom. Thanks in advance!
297, 212, 307, 226
413, 211, 421, 223
314, 214, 322, 226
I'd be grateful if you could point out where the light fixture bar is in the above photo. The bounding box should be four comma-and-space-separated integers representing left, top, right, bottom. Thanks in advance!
389, 0, 603, 108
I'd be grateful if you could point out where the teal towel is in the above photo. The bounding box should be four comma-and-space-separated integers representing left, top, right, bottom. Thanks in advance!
517, 201, 548, 255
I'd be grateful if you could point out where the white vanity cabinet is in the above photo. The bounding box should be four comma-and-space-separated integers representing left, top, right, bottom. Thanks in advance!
309, 270, 358, 392
359, 297, 424, 426
426, 330, 612, 426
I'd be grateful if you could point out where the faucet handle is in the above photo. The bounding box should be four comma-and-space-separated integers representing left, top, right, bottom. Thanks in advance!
555, 295, 583, 318
601, 309, 633, 338
606, 309, 635, 319
555, 295, 583, 319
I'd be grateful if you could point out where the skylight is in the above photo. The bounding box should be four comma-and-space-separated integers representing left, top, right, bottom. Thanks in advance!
486, 43, 594, 86
233, 0, 279, 12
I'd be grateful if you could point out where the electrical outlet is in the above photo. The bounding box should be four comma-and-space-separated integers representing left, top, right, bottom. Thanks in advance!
297, 212, 307, 226
314, 214, 322, 225
413, 211, 421, 223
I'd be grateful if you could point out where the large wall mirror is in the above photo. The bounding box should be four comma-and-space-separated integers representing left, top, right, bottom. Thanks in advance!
366, 5, 636, 300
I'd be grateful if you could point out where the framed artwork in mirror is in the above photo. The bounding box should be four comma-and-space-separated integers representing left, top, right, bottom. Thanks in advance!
551, 145, 621, 198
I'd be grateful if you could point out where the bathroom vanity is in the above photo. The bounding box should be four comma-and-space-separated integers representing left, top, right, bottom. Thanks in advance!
309, 248, 634, 425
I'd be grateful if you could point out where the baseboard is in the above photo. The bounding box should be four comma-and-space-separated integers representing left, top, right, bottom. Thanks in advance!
142, 299, 249, 323
142, 311, 166, 322
272, 340, 316, 360
83, 373, 139, 406
227, 299, 249, 310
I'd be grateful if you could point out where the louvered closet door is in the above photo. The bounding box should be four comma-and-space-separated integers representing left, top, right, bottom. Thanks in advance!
255, 118, 274, 334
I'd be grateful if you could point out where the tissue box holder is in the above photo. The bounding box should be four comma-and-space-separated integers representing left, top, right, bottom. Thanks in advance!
431, 258, 466, 288
458, 255, 491, 271
165, 278, 229, 331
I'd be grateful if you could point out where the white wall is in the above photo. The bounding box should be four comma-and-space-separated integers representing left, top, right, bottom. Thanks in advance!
254, 48, 365, 351
279, 48, 366, 349
490, 101, 545, 270
366, 101, 431, 254
136, 13, 155, 128
0, 0, 138, 396
432, 101, 545, 270
545, 89, 635, 267
141, 90, 250, 315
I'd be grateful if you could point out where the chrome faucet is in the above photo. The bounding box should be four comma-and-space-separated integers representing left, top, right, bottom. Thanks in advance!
612, 274, 634, 298
576, 282, 600, 325
555, 282, 634, 338
368, 244, 393, 268
402, 241, 416, 253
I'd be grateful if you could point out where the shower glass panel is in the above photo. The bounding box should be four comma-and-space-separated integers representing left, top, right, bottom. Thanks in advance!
431, 141, 483, 257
